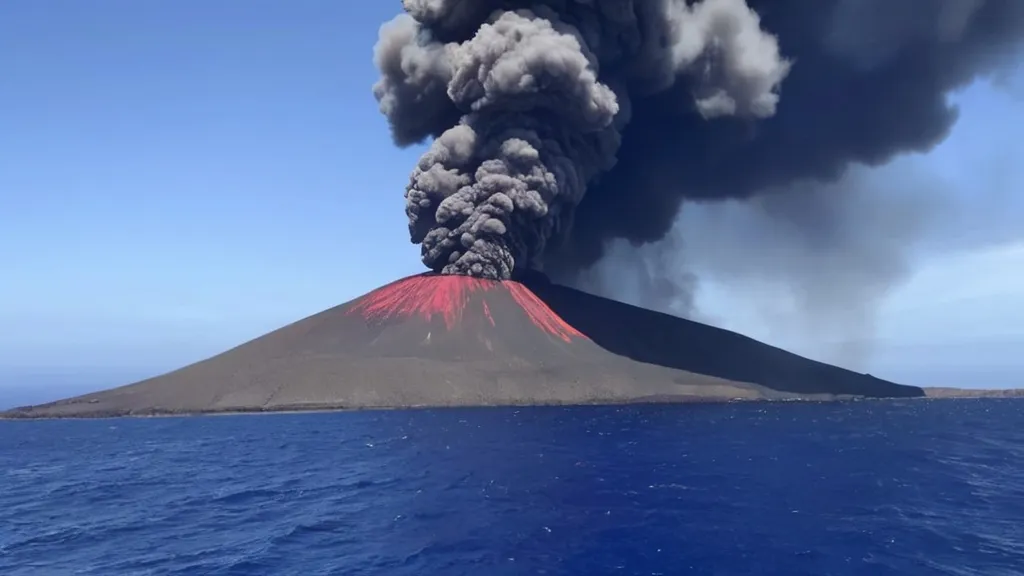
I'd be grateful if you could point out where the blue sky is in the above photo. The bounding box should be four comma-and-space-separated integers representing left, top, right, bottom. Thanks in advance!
1, 2, 1022, 405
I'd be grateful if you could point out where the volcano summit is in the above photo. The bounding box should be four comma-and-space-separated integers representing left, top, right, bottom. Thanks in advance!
4, 274, 922, 419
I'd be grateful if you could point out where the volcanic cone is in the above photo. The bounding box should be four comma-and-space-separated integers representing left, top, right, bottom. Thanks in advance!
2, 274, 922, 418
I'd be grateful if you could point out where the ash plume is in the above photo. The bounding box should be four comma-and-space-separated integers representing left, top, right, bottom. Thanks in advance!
628, 165, 940, 369
373, 0, 1024, 282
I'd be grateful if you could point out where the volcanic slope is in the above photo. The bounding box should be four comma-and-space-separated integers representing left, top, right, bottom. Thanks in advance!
4, 274, 923, 418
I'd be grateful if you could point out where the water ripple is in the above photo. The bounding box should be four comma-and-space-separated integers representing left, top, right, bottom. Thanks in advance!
1, 401, 1022, 575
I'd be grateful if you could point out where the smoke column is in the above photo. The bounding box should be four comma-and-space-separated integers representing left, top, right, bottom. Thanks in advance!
373, 0, 1024, 282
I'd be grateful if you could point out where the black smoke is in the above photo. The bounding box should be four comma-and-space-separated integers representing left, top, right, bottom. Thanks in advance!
372, 0, 1024, 285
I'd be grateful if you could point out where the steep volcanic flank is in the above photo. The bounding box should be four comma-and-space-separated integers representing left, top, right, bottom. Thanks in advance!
3, 275, 922, 418
347, 274, 584, 343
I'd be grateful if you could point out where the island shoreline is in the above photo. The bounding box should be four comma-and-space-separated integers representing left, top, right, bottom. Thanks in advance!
3, 390, 1020, 421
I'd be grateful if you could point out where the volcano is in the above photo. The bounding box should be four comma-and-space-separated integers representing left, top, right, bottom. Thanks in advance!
2, 273, 923, 418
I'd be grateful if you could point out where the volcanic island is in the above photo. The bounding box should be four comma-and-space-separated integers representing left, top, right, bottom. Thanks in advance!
7, 1, 1023, 419
3, 272, 926, 419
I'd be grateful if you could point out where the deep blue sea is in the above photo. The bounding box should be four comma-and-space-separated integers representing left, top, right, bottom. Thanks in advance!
2, 400, 1023, 575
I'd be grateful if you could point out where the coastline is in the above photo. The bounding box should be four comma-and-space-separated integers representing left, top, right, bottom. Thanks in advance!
3, 390, 1020, 421
0, 394, 768, 421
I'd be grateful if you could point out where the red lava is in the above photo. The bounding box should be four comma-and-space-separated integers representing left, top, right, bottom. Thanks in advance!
347, 275, 493, 330
347, 274, 586, 341
506, 283, 585, 343
481, 300, 496, 327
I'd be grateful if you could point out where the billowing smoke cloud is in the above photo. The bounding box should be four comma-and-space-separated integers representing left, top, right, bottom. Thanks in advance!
373, 0, 789, 278
373, 0, 1024, 283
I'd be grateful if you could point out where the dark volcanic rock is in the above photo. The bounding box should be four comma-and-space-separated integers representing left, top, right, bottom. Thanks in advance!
2, 273, 923, 418
524, 278, 921, 399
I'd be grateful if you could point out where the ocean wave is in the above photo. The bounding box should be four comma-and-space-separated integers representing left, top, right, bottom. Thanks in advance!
1, 401, 1022, 575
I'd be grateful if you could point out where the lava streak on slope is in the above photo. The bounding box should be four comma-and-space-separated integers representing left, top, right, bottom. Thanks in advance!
345, 274, 586, 343
505, 283, 584, 343
346, 274, 493, 329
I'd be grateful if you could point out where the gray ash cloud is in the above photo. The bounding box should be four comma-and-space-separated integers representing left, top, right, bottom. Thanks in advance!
373, 0, 1024, 281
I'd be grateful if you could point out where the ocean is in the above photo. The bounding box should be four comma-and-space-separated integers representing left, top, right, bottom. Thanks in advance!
2, 400, 1022, 575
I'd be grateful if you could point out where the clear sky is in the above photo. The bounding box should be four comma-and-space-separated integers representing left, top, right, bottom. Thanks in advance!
1, 2, 1022, 405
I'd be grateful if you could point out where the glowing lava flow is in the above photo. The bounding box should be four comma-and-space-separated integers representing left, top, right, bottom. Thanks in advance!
346, 274, 493, 330
345, 274, 587, 342
506, 283, 585, 343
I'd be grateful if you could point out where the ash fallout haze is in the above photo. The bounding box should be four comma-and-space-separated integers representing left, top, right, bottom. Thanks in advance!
373, 0, 1024, 299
